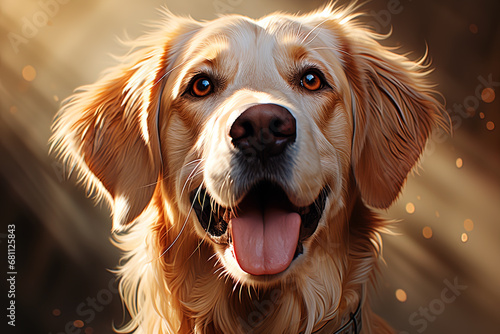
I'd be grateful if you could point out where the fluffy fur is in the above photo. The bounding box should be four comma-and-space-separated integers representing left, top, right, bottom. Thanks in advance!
51, 4, 446, 333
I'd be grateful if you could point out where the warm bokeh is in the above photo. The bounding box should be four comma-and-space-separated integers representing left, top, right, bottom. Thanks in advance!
1, 0, 499, 333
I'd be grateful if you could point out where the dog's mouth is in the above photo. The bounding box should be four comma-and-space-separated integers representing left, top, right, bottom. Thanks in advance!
191, 181, 328, 276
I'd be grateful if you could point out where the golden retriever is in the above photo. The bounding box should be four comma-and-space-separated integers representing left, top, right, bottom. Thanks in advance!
51, 4, 446, 333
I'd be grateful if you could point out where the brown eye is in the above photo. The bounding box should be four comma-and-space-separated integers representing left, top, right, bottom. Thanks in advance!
191, 76, 213, 97
300, 71, 324, 91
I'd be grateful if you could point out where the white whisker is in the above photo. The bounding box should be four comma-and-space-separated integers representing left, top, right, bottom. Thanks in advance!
180, 158, 205, 199
310, 46, 352, 58
301, 17, 329, 45
159, 183, 203, 258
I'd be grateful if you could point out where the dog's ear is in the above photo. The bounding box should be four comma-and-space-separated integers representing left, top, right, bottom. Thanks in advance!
51, 16, 198, 230
51, 50, 165, 230
345, 28, 447, 208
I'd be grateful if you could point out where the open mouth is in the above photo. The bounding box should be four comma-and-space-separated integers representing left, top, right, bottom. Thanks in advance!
191, 181, 328, 276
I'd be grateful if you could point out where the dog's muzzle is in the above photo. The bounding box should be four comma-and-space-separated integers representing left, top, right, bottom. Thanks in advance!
191, 103, 328, 276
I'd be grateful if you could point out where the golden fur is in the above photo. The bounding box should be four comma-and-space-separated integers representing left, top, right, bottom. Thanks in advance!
51, 4, 446, 333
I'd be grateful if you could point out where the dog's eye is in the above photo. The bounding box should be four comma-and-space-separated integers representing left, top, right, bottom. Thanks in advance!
191, 76, 213, 97
300, 71, 324, 91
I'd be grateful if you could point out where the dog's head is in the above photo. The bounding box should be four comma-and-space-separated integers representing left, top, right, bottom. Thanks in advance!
52, 5, 445, 289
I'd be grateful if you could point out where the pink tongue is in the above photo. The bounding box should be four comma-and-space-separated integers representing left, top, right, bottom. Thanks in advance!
231, 208, 301, 275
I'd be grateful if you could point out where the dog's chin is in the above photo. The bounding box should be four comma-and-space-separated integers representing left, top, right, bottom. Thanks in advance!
191, 180, 328, 285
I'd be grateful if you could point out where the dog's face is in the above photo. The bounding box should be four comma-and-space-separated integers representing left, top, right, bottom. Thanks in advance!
162, 15, 353, 283
52, 5, 444, 299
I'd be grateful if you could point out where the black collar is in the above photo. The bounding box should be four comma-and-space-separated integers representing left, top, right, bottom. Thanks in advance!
313, 299, 362, 334
333, 300, 362, 334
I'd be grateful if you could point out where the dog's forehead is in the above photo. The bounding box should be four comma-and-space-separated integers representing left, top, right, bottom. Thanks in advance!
181, 14, 342, 68
184, 17, 279, 64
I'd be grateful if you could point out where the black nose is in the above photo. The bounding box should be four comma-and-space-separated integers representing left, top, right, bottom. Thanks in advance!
229, 104, 296, 161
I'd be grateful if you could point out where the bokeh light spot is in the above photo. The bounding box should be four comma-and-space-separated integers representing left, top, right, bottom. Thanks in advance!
479, 112, 485, 119
422, 226, 433, 239
461, 233, 468, 243
406, 202, 415, 214
395, 289, 407, 302
469, 23, 478, 34
73, 320, 84, 328
466, 107, 476, 117
481, 87, 495, 103
456, 158, 463, 168
22, 65, 37, 82
486, 121, 495, 131
85, 327, 94, 334
52, 309, 61, 316
464, 219, 474, 232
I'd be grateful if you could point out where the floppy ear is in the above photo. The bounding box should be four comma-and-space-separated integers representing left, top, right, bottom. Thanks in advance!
51, 16, 198, 230
51, 48, 165, 230
345, 29, 447, 208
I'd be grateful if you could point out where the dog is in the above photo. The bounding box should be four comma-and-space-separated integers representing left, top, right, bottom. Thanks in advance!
51, 3, 446, 333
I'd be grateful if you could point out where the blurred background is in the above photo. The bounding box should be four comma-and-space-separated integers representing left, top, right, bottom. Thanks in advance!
1, 0, 499, 333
